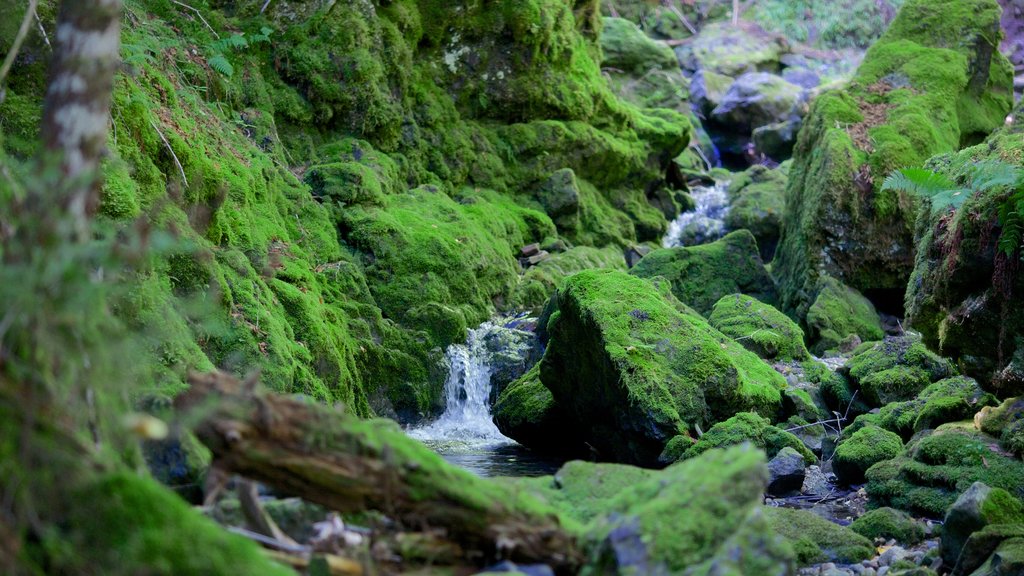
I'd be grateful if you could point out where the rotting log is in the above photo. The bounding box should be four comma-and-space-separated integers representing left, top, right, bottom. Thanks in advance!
176, 371, 582, 573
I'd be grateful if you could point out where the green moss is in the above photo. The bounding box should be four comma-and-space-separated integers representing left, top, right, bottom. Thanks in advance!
598, 17, 677, 73
682, 412, 816, 464
518, 460, 656, 524
710, 294, 809, 361
725, 164, 788, 261
772, 0, 1013, 317
876, 376, 997, 440
833, 425, 904, 485
764, 507, 875, 565
586, 445, 793, 573
631, 230, 778, 316
748, 0, 904, 49
540, 269, 788, 464
850, 507, 926, 544
510, 245, 627, 313
492, 364, 581, 455
50, 472, 294, 575
804, 277, 885, 355
866, 426, 1024, 517
844, 335, 956, 406
978, 398, 1024, 457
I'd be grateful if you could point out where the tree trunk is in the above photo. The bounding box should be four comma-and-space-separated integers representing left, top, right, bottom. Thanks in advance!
39, 0, 123, 238
177, 371, 583, 573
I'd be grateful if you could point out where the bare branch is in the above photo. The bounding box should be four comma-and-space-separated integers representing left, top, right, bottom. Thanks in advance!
0, 0, 40, 103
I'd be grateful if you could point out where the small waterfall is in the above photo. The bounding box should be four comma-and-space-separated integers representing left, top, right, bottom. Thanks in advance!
408, 322, 512, 446
662, 181, 731, 248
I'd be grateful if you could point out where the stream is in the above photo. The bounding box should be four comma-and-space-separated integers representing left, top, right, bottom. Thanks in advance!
663, 180, 731, 248
407, 321, 563, 478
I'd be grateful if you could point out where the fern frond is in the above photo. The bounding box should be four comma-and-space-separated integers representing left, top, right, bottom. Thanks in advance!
207, 54, 234, 77
969, 160, 1022, 193
882, 168, 969, 211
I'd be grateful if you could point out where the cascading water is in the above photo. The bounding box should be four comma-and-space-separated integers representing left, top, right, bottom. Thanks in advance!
662, 180, 731, 248
408, 321, 512, 445
407, 321, 562, 477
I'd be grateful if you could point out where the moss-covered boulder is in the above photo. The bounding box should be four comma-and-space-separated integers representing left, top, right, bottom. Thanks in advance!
954, 524, 1024, 576
866, 425, 1024, 517
977, 397, 1024, 457
939, 482, 1024, 567
586, 446, 796, 574
765, 507, 875, 565
725, 163, 789, 261
509, 245, 626, 314
805, 276, 886, 355
631, 230, 777, 316
677, 22, 790, 77
773, 0, 1014, 319
710, 72, 803, 133
850, 507, 927, 545
599, 17, 677, 73
833, 424, 904, 485
842, 335, 956, 406
710, 294, 809, 361
492, 365, 584, 457
906, 101, 1024, 393
872, 376, 997, 440
680, 412, 815, 464
539, 269, 789, 465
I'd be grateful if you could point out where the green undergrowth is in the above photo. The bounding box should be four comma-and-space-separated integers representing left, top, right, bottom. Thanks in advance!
0, 0, 693, 418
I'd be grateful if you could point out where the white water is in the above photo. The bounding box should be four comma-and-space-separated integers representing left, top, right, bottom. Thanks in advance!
408, 322, 513, 446
663, 181, 731, 248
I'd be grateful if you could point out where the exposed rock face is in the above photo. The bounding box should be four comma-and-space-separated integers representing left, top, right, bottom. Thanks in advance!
773, 0, 1015, 320
767, 446, 807, 496
631, 230, 778, 316
906, 102, 1024, 393
711, 72, 804, 132
534, 269, 788, 465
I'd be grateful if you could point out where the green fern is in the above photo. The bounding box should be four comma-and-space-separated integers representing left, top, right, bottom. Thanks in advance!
207, 54, 234, 77
881, 167, 969, 212
883, 161, 1024, 259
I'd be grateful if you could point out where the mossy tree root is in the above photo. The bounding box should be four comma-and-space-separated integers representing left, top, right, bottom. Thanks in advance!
177, 371, 582, 573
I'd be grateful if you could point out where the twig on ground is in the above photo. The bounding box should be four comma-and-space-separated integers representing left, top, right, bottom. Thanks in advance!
665, 1, 698, 35
170, 0, 220, 38
149, 118, 189, 189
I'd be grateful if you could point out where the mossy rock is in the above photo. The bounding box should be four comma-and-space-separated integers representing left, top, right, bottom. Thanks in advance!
875, 376, 997, 440
805, 276, 885, 356
747, 0, 904, 49
772, 0, 1014, 319
680, 412, 816, 464
866, 426, 1024, 517
492, 365, 584, 457
599, 17, 678, 74
57, 472, 294, 575
725, 163, 788, 261
509, 245, 627, 314
833, 425, 904, 485
905, 102, 1024, 392
631, 230, 778, 316
850, 507, 927, 545
977, 397, 1024, 457
953, 525, 1024, 576
540, 269, 788, 466
843, 335, 956, 406
939, 481, 1024, 567
676, 21, 790, 77
764, 507, 875, 565
709, 294, 809, 361
586, 445, 796, 574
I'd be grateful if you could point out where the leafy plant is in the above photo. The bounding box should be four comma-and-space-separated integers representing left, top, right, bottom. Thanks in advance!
205, 27, 273, 78
882, 161, 1024, 258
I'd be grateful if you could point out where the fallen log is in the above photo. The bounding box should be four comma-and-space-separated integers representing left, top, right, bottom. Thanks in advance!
176, 371, 582, 573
